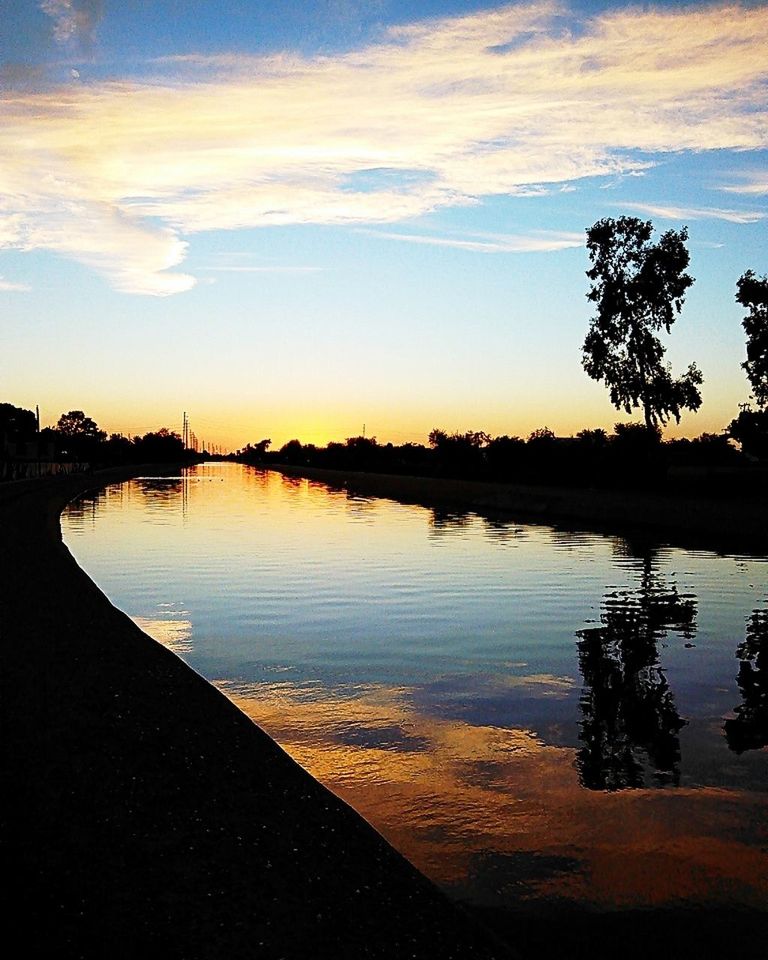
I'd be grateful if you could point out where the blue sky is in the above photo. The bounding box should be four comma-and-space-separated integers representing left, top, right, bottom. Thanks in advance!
1, 1, 766, 449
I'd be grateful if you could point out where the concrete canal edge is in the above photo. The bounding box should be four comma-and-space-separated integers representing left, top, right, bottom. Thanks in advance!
0, 467, 513, 959
269, 463, 768, 555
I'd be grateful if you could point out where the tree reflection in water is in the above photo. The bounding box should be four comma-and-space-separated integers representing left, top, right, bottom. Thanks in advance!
135, 477, 183, 501
576, 552, 696, 791
725, 605, 768, 754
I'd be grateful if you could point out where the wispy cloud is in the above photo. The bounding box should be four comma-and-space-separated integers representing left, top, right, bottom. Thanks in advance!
40, 0, 104, 48
0, 277, 31, 292
720, 172, 768, 196
207, 265, 324, 273
363, 229, 584, 253
622, 202, 765, 224
3, 2, 768, 293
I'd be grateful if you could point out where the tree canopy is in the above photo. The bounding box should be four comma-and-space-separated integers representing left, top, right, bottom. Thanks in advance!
56, 410, 105, 441
582, 217, 703, 430
133, 428, 185, 460
0, 402, 37, 439
736, 269, 768, 408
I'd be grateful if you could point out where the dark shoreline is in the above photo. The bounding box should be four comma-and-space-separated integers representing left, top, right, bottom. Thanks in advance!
0, 467, 509, 959
269, 463, 768, 556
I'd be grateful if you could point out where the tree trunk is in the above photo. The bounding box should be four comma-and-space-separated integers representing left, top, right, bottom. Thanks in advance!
637, 345, 654, 432
644, 404, 653, 432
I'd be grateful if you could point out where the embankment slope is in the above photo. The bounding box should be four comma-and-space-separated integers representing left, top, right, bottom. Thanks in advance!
0, 468, 509, 959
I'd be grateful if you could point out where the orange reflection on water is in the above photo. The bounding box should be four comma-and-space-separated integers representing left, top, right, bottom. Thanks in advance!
70, 466, 768, 921
131, 616, 192, 653
211, 677, 768, 912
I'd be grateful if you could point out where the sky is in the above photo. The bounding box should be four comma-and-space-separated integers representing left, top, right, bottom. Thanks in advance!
1, 0, 766, 451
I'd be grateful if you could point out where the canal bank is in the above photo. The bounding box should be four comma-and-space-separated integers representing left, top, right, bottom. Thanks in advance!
270, 464, 768, 555
0, 467, 509, 959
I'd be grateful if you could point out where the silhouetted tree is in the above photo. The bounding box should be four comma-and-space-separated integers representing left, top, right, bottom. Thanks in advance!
522, 426, 561, 479
278, 439, 306, 465
56, 409, 105, 441
576, 552, 694, 790
583, 217, 703, 430
103, 432, 134, 463
576, 427, 608, 448
428, 429, 489, 478
132, 428, 184, 462
389, 442, 431, 475
323, 441, 345, 467
0, 402, 37, 442
54, 409, 106, 459
728, 408, 768, 459
665, 432, 740, 467
724, 606, 768, 754
609, 421, 664, 478
428, 428, 490, 448
736, 270, 768, 407
485, 434, 525, 479
569, 428, 610, 485
727, 270, 768, 458
341, 436, 381, 470
238, 439, 272, 463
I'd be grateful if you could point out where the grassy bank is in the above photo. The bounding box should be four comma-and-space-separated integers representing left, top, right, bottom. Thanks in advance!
0, 467, 509, 959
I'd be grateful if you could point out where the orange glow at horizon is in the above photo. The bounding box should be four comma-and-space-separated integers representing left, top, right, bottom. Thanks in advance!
39, 397, 743, 454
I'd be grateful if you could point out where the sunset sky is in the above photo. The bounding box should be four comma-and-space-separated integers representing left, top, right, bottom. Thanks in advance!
2, 0, 767, 450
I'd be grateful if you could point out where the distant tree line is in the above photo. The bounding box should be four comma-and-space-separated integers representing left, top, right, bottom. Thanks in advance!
0, 405, 194, 467
232, 422, 751, 493
51, 410, 192, 464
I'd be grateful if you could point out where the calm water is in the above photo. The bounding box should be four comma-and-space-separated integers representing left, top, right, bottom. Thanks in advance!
62, 463, 768, 920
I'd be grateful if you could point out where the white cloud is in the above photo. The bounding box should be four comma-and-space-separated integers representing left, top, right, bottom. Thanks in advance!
3, 2, 768, 294
622, 202, 765, 224
0, 197, 194, 296
363, 228, 584, 253
720, 172, 768, 196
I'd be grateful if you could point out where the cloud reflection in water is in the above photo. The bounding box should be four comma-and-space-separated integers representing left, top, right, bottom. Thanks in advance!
63, 465, 768, 922
209, 676, 768, 912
